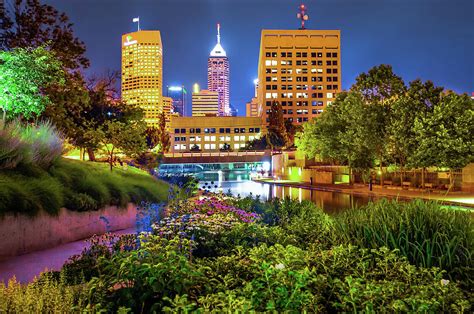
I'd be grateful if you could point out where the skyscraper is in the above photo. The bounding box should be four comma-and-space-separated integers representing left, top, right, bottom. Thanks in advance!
121, 30, 163, 126
208, 23, 230, 116
166, 85, 187, 116
257, 29, 341, 125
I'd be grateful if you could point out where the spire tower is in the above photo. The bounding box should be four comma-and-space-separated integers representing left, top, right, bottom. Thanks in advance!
208, 23, 230, 116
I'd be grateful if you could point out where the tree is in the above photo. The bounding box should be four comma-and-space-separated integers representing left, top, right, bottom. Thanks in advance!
190, 144, 201, 152
87, 120, 147, 171
145, 126, 160, 150
0, 46, 63, 127
241, 137, 268, 151
285, 119, 302, 148
1, 0, 89, 70
412, 93, 473, 188
296, 91, 375, 184
351, 64, 406, 105
387, 80, 443, 184
220, 143, 232, 152
266, 100, 288, 150
158, 111, 170, 153
351, 64, 407, 185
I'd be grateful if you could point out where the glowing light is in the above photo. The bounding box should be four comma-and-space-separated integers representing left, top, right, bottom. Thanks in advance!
262, 161, 271, 172
253, 78, 258, 85
193, 83, 200, 93
168, 86, 182, 92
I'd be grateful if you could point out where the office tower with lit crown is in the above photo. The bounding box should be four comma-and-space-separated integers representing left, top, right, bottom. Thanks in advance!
166, 85, 187, 116
257, 4, 341, 125
208, 23, 230, 116
192, 84, 219, 117
121, 30, 163, 126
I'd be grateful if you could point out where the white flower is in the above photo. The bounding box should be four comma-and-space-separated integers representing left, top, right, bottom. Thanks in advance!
441, 279, 449, 286
275, 263, 285, 270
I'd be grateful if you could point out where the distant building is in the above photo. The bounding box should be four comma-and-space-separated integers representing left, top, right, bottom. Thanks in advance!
121, 30, 163, 126
229, 104, 238, 116
166, 85, 187, 116
169, 116, 263, 152
246, 97, 259, 117
208, 24, 230, 116
257, 29, 341, 125
162, 96, 179, 130
192, 86, 219, 117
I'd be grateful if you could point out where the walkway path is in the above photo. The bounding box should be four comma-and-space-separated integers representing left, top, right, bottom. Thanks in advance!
0, 228, 135, 284
255, 179, 474, 209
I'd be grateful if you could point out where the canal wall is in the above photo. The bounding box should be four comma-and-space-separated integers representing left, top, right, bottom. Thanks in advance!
0, 203, 137, 260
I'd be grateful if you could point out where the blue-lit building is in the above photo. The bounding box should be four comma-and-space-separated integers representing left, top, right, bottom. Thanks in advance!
166, 85, 187, 116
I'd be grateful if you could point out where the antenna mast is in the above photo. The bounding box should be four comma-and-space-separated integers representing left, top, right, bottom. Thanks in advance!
296, 3, 309, 30
217, 23, 221, 44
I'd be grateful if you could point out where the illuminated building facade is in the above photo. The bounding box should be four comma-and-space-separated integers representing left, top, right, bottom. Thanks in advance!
208, 24, 230, 116
162, 96, 179, 130
121, 30, 163, 126
257, 29, 341, 125
192, 88, 219, 117
246, 97, 259, 117
170, 117, 263, 152
166, 85, 187, 116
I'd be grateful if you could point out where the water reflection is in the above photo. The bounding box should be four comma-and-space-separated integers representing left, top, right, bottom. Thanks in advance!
198, 179, 381, 215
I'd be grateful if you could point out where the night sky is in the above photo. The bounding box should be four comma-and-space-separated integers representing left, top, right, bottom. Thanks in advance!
44, 0, 473, 116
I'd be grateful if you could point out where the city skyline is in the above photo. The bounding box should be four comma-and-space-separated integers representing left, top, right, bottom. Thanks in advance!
44, 0, 474, 116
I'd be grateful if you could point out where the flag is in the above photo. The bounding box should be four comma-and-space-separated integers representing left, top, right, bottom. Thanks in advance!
132, 17, 139, 23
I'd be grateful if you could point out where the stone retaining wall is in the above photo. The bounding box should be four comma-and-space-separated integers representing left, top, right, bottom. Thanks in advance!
0, 203, 137, 260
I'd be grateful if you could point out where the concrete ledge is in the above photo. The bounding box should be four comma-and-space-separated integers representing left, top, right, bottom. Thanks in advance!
0, 203, 137, 260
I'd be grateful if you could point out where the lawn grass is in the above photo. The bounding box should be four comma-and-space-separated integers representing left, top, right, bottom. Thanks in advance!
0, 158, 169, 216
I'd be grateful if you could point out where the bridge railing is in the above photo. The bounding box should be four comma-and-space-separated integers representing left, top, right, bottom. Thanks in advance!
164, 151, 267, 158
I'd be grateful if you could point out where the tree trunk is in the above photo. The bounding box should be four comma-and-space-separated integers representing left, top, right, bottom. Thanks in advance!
449, 169, 454, 191
348, 166, 353, 185
0, 108, 6, 130
79, 147, 84, 161
421, 167, 425, 188
87, 148, 96, 161
379, 161, 384, 187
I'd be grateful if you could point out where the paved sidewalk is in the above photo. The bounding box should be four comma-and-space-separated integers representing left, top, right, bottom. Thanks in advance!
255, 179, 474, 209
0, 227, 135, 284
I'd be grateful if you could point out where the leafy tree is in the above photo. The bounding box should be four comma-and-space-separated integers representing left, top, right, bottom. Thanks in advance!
351, 64, 407, 185
145, 127, 160, 150
241, 137, 268, 151
1, 0, 89, 70
351, 64, 406, 105
0, 46, 63, 127
87, 120, 147, 171
266, 100, 288, 150
285, 119, 302, 148
388, 80, 443, 184
296, 92, 374, 184
412, 93, 473, 187
158, 111, 170, 153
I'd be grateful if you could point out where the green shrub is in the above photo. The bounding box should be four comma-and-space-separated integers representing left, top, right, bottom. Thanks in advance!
0, 274, 87, 313
334, 199, 474, 284
21, 121, 63, 169
0, 122, 30, 169
26, 177, 64, 215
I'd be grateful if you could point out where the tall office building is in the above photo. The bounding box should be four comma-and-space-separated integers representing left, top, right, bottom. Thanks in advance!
121, 30, 163, 126
208, 23, 230, 116
166, 85, 187, 116
257, 29, 341, 125
192, 85, 219, 117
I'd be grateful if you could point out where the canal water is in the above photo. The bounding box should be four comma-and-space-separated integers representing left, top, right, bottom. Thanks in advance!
197, 174, 380, 215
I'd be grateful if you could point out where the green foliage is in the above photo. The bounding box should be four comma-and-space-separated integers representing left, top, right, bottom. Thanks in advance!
412, 92, 473, 171
0, 273, 87, 312
0, 46, 64, 121
335, 199, 474, 285
0, 120, 63, 170
0, 158, 169, 215
267, 100, 288, 150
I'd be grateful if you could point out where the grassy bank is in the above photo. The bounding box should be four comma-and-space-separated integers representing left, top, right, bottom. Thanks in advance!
0, 158, 168, 216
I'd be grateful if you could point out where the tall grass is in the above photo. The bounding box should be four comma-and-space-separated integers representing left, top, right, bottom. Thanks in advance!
334, 199, 474, 284
0, 121, 63, 170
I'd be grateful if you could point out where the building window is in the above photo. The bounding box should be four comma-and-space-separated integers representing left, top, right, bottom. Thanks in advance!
174, 129, 180, 134
255, 128, 261, 133
174, 137, 180, 141
204, 128, 210, 133
180, 128, 186, 133
196, 128, 201, 133
240, 128, 245, 133
210, 128, 216, 133
249, 128, 254, 133
234, 135, 240, 141
226, 128, 231, 133
332, 52, 337, 58
234, 128, 239, 133
326, 52, 331, 58
219, 128, 225, 133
